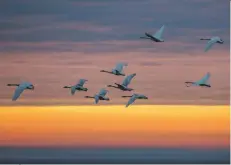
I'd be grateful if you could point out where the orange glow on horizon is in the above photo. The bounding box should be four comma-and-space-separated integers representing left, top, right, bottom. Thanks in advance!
0, 105, 229, 148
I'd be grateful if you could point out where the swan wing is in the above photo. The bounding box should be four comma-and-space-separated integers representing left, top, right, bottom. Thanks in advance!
204, 39, 217, 52
77, 79, 87, 87
114, 62, 127, 72
94, 95, 99, 104
12, 85, 26, 101
122, 73, 136, 87
126, 95, 137, 107
71, 86, 76, 95
195, 72, 211, 85
98, 88, 108, 97
153, 25, 165, 39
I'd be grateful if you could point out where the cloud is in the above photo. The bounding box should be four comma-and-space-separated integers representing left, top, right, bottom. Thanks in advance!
0, 0, 229, 105
0, 38, 229, 54
0, 0, 229, 53
0, 21, 114, 35
0, 50, 229, 105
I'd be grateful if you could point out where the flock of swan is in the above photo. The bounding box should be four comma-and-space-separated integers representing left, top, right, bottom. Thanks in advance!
7, 25, 224, 107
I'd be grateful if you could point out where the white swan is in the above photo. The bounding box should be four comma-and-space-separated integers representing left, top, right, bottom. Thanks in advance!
100, 62, 128, 76
85, 88, 110, 104
200, 36, 224, 52
63, 79, 88, 95
122, 94, 148, 107
7, 82, 34, 101
107, 73, 136, 91
140, 25, 165, 42
185, 72, 211, 88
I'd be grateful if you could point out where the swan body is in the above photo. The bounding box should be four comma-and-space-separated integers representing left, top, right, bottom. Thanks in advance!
7, 82, 34, 101
200, 36, 224, 52
185, 72, 211, 88
63, 79, 88, 95
85, 88, 110, 104
140, 25, 165, 42
122, 94, 148, 107
107, 73, 136, 91
100, 62, 128, 76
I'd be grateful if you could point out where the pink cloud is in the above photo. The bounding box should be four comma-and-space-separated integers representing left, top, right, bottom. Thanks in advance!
0, 49, 229, 106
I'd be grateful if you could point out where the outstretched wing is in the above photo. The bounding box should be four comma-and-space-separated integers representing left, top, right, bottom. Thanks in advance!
12, 85, 26, 101
195, 72, 211, 85
114, 62, 128, 72
98, 88, 108, 97
126, 95, 137, 107
94, 95, 99, 104
204, 39, 217, 52
122, 73, 136, 87
71, 86, 76, 95
77, 79, 87, 87
154, 25, 165, 39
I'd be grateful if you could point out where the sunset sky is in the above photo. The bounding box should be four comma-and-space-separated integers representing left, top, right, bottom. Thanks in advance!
0, 0, 230, 164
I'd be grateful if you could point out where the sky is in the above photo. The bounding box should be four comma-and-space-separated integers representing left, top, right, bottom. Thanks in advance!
0, 0, 229, 105
0, 0, 230, 164
0, 105, 230, 163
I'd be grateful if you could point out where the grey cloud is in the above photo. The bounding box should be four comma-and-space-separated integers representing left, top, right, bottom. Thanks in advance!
0, 0, 229, 29
0, 0, 71, 16
0, 0, 229, 53
0, 39, 228, 54
0, 147, 230, 164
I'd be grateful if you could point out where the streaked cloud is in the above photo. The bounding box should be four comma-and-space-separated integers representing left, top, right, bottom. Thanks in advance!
0, 0, 229, 105
0, 50, 229, 105
0, 0, 229, 52
0, 105, 229, 147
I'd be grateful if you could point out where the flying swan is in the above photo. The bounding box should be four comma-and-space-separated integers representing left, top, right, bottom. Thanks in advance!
200, 36, 224, 52
185, 72, 211, 88
7, 82, 35, 101
63, 79, 88, 95
100, 62, 128, 76
140, 25, 165, 42
122, 94, 148, 107
85, 88, 110, 104
107, 73, 136, 91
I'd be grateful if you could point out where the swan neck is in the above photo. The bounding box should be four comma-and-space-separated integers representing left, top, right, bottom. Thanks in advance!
200, 38, 210, 40
64, 86, 71, 88
108, 85, 118, 88
7, 84, 19, 86
85, 96, 94, 98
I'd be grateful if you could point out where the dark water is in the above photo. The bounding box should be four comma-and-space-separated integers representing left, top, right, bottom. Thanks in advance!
0, 147, 230, 164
